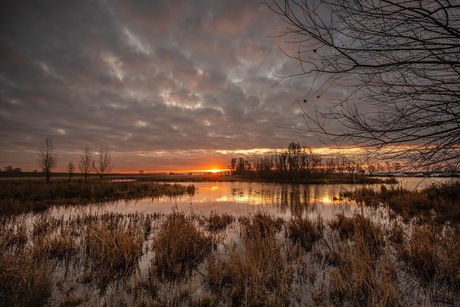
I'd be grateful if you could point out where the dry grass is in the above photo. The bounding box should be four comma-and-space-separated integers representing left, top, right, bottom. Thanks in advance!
239, 212, 284, 239
83, 214, 145, 289
152, 212, 214, 281
0, 215, 27, 252
206, 214, 293, 306
329, 213, 386, 260
0, 204, 459, 305
0, 180, 194, 215
204, 211, 234, 232
33, 227, 79, 261
287, 215, 324, 252
326, 214, 402, 306
343, 181, 460, 223
0, 250, 52, 306
398, 222, 460, 294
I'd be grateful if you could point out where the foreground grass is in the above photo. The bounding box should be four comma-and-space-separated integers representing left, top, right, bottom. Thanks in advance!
1, 209, 458, 306
0, 180, 195, 215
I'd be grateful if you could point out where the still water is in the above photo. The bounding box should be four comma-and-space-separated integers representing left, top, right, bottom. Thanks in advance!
48, 177, 451, 220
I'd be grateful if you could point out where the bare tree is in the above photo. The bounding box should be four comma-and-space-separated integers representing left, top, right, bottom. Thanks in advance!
266, 0, 460, 171
38, 137, 57, 184
93, 146, 114, 181
67, 162, 75, 182
78, 145, 93, 182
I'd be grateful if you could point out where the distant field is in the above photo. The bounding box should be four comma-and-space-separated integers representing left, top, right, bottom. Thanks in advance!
0, 172, 230, 182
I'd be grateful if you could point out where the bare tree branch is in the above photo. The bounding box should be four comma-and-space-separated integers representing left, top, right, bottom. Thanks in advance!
266, 0, 460, 171
78, 145, 93, 182
38, 137, 57, 184
93, 146, 114, 181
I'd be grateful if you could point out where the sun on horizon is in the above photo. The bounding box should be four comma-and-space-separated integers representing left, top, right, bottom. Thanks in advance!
198, 167, 227, 174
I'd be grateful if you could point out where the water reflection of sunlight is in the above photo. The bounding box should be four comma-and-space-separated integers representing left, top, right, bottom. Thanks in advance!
43, 178, 447, 224
321, 196, 333, 205
216, 196, 228, 202
235, 195, 250, 203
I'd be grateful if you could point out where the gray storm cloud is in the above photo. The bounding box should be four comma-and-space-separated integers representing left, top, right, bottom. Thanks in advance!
0, 0, 320, 171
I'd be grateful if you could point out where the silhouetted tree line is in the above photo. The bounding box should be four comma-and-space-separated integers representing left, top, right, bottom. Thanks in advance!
36, 137, 114, 184
228, 142, 376, 183
1, 166, 22, 173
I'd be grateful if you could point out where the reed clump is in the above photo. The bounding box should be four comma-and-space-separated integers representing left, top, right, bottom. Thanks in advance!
398, 222, 460, 292
326, 215, 402, 306
0, 216, 27, 251
287, 215, 324, 252
33, 227, 79, 261
152, 212, 214, 281
239, 212, 284, 239
329, 213, 386, 260
84, 215, 145, 288
343, 181, 460, 223
206, 217, 293, 306
0, 250, 52, 306
0, 197, 458, 305
204, 211, 234, 232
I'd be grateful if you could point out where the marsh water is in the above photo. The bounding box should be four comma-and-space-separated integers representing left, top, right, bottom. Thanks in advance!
8, 176, 457, 306
48, 177, 449, 220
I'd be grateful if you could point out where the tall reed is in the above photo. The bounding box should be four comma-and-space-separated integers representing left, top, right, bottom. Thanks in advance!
83, 214, 145, 289
152, 212, 214, 281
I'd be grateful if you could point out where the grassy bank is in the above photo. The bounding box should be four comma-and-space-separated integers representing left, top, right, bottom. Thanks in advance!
1, 210, 458, 306
0, 180, 195, 215
234, 171, 398, 185
342, 180, 460, 223
1, 171, 397, 184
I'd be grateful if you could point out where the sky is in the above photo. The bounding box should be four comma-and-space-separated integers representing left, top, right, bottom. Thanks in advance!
0, 0, 332, 173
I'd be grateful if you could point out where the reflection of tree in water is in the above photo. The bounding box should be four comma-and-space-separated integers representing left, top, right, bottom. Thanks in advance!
229, 183, 346, 216
230, 185, 317, 215
279, 184, 318, 216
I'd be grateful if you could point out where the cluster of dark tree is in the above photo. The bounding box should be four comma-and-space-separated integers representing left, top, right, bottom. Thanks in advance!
1, 166, 22, 173
38, 137, 114, 184
228, 142, 383, 183
74, 144, 114, 182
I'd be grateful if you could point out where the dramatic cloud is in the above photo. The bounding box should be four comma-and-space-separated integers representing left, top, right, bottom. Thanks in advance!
0, 0, 322, 172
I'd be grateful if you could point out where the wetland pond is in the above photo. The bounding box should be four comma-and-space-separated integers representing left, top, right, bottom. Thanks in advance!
3, 177, 458, 306
48, 176, 448, 219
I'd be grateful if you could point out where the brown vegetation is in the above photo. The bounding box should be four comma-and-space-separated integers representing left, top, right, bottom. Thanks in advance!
0, 193, 459, 305
206, 215, 293, 306
83, 214, 145, 288
342, 181, 460, 223
0, 180, 194, 215
152, 212, 214, 281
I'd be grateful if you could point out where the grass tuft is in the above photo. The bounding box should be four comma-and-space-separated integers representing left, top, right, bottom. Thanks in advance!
286, 215, 324, 252
152, 212, 214, 281
204, 212, 234, 232
84, 214, 144, 289
0, 251, 52, 306
206, 215, 293, 306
